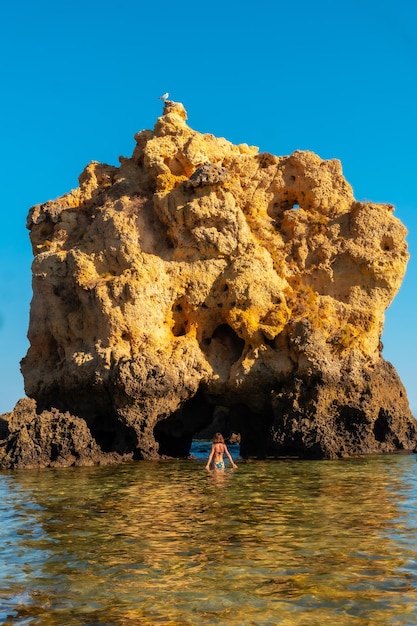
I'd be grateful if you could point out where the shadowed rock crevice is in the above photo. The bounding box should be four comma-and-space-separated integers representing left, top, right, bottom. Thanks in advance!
374, 410, 390, 443
1, 100, 416, 468
154, 391, 214, 457
171, 298, 189, 337
201, 324, 245, 375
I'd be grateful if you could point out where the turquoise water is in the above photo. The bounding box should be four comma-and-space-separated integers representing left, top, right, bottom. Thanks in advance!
1, 444, 417, 625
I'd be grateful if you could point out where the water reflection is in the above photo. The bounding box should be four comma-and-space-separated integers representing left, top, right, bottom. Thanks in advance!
1, 449, 417, 624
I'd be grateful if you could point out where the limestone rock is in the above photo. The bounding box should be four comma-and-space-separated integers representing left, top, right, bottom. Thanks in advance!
0, 398, 126, 468
3, 100, 415, 467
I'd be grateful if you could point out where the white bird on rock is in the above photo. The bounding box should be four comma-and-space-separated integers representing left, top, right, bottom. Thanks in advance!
158, 92, 169, 101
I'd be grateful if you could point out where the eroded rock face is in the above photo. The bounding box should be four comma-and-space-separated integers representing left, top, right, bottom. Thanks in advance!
0, 399, 126, 468
2, 100, 415, 467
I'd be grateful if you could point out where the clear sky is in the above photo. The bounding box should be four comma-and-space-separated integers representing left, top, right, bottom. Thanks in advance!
1, 0, 416, 415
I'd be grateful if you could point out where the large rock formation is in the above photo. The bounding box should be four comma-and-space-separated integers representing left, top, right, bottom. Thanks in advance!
2, 100, 416, 467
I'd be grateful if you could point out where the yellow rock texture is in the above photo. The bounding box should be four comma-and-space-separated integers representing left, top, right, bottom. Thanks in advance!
10, 100, 415, 464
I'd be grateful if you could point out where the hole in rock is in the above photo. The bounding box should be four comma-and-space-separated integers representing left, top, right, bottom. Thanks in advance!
50, 443, 60, 462
92, 427, 118, 452
262, 333, 276, 348
155, 394, 279, 460
88, 413, 139, 455
381, 235, 394, 252
154, 391, 214, 457
201, 324, 245, 371
373, 409, 389, 443
155, 398, 258, 459
194, 405, 237, 441
171, 299, 188, 337
194, 404, 275, 460
267, 197, 300, 222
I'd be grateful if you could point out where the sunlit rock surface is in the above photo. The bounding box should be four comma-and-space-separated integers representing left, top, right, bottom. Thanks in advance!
2, 100, 416, 467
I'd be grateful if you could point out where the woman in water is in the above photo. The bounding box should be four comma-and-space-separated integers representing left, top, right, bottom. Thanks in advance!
205, 433, 238, 470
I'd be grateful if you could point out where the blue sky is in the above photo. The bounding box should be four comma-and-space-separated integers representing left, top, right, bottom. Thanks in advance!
1, 0, 416, 414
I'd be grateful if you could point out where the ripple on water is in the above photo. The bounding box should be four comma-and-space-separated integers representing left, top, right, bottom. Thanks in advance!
1, 449, 417, 624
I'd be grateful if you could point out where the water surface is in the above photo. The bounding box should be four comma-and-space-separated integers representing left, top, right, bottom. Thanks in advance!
1, 444, 417, 625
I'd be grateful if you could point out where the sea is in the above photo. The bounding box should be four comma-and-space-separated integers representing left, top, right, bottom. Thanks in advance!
1, 442, 417, 625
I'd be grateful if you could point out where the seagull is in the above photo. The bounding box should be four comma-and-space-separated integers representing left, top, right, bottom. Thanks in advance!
158, 92, 169, 101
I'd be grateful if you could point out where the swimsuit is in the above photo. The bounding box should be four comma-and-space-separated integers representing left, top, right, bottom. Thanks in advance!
214, 461, 225, 470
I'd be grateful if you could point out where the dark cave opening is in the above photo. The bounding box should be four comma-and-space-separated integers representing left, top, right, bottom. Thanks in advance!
91, 427, 116, 453
153, 388, 275, 460
89, 414, 139, 455
153, 391, 214, 457
33, 386, 141, 456
373, 409, 389, 443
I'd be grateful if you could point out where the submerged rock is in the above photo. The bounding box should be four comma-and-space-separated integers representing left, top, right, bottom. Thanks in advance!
2, 100, 416, 468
